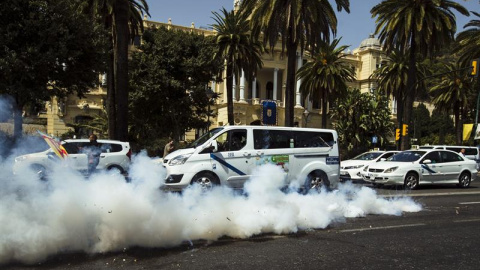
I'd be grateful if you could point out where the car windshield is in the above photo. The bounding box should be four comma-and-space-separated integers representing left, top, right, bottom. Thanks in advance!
389, 151, 426, 162
187, 127, 223, 148
352, 152, 383, 161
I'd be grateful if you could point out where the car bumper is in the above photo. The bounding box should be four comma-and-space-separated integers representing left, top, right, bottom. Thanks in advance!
361, 172, 405, 185
340, 169, 364, 181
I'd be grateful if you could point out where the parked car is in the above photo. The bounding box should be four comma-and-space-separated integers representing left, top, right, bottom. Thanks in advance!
418, 145, 480, 169
340, 150, 399, 181
360, 149, 477, 189
13, 139, 132, 179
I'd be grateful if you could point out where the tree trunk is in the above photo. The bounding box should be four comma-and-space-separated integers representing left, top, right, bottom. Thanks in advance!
285, 20, 297, 127
13, 104, 23, 139
401, 34, 417, 151
321, 91, 327, 128
113, 0, 129, 141
454, 102, 462, 145
107, 43, 116, 139
226, 61, 234, 125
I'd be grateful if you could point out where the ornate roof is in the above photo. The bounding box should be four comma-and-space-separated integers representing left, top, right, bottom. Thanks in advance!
359, 34, 381, 50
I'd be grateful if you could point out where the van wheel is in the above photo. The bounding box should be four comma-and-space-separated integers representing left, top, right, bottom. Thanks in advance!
191, 172, 219, 191
31, 164, 47, 181
404, 172, 419, 190
107, 165, 125, 174
458, 172, 471, 188
304, 170, 330, 193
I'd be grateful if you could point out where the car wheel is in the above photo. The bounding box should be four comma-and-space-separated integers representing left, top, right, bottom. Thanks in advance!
304, 170, 330, 194
458, 172, 471, 188
30, 164, 47, 181
404, 172, 419, 190
191, 172, 219, 191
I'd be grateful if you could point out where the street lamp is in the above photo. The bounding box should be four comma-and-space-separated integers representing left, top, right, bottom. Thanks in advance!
303, 109, 310, 127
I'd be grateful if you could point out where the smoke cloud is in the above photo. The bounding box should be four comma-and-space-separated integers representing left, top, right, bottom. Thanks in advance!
0, 142, 422, 265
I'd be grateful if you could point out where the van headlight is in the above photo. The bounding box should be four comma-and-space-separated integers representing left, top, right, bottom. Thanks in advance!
169, 154, 191, 166
15, 156, 27, 162
384, 166, 398, 173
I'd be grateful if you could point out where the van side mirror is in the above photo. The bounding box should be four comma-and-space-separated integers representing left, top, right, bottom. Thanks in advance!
201, 140, 218, 154
210, 140, 218, 152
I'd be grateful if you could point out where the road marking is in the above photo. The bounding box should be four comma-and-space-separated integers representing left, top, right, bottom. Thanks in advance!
340, 223, 426, 233
459, 202, 480, 205
453, 219, 480, 223
379, 191, 480, 197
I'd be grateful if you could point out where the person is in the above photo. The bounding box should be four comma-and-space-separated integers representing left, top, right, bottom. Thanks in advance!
164, 139, 175, 158
460, 148, 466, 157
83, 134, 101, 176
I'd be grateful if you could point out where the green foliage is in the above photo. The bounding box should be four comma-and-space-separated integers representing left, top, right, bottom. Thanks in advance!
297, 38, 355, 128
128, 27, 222, 154
331, 89, 394, 159
0, 0, 108, 137
212, 7, 264, 125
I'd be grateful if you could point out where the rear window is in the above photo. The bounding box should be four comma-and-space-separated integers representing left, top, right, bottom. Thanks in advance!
101, 143, 124, 153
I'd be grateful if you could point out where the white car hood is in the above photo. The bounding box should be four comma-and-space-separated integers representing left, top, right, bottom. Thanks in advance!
341, 159, 373, 167
164, 148, 195, 160
367, 161, 415, 170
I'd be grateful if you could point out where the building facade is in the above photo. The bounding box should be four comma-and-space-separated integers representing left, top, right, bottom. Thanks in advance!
43, 12, 392, 141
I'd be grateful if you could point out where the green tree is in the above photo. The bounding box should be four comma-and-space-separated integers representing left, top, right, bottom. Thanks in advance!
0, 0, 107, 138
422, 108, 455, 145
81, 0, 149, 141
240, 0, 350, 127
371, 0, 468, 150
455, 11, 480, 65
129, 27, 222, 153
331, 89, 394, 159
412, 103, 431, 145
296, 39, 355, 128
430, 62, 474, 144
211, 7, 264, 126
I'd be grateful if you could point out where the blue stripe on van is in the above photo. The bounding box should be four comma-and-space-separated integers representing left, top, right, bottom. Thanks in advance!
210, 153, 246, 176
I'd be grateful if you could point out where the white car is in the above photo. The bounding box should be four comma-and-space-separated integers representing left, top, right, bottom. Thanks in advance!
360, 149, 477, 189
340, 151, 399, 181
14, 139, 132, 179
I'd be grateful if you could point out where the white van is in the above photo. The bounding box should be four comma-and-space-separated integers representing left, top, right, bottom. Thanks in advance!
418, 145, 480, 169
161, 126, 340, 192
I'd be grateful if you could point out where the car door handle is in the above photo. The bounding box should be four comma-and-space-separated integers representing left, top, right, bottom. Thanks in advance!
256, 151, 264, 156
243, 152, 251, 157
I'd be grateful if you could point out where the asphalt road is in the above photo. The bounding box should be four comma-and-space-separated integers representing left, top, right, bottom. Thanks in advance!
4, 182, 480, 270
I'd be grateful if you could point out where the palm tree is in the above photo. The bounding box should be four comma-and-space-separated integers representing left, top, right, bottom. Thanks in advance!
456, 11, 480, 65
371, 0, 468, 150
81, 0, 149, 140
211, 8, 264, 125
430, 62, 474, 144
296, 39, 355, 128
240, 0, 350, 127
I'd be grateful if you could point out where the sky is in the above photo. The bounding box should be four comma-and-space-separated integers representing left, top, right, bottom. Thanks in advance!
146, 0, 479, 49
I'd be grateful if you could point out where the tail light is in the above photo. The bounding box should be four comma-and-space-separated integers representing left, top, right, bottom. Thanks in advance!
126, 149, 132, 161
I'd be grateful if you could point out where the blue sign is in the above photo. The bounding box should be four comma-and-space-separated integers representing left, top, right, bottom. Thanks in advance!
372, 136, 378, 144
262, 100, 277, 125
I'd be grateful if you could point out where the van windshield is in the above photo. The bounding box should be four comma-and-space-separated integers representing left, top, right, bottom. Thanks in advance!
187, 127, 223, 148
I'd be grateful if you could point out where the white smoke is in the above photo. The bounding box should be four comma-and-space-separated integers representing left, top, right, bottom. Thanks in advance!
0, 150, 422, 265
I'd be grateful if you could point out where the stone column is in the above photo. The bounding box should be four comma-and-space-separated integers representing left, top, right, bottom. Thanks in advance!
296, 52, 303, 107
273, 68, 278, 100
239, 70, 246, 103
232, 74, 237, 101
